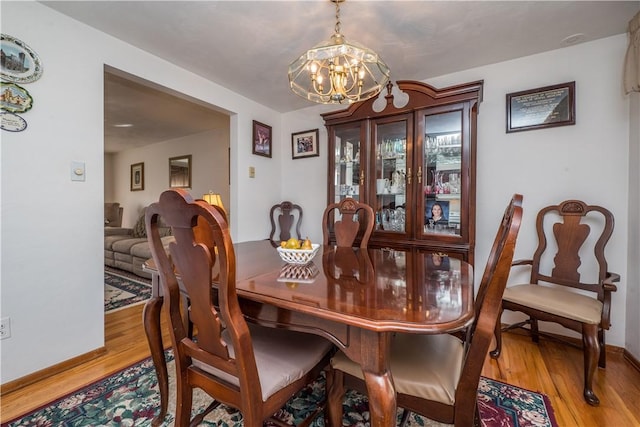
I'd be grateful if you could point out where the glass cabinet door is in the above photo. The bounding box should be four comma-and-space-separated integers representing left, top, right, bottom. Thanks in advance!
373, 116, 411, 234
332, 123, 364, 204
421, 109, 463, 238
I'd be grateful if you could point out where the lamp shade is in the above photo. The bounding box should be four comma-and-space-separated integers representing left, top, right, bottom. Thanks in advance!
203, 193, 223, 210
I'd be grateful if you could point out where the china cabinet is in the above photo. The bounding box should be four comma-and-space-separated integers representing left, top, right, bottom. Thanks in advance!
322, 80, 483, 263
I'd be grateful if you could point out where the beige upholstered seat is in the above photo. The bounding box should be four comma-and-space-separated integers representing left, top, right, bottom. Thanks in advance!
491, 199, 620, 407
327, 194, 523, 427
503, 285, 603, 324
332, 333, 464, 406
146, 189, 331, 426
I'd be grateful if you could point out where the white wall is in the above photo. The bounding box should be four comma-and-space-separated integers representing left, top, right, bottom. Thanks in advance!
0, 2, 284, 383
283, 35, 633, 348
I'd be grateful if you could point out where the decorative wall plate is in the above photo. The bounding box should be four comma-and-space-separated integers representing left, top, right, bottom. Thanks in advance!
0, 82, 33, 113
1, 34, 43, 84
0, 111, 27, 132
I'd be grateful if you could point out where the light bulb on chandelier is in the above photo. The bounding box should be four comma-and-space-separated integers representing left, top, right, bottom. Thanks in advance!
288, 0, 390, 105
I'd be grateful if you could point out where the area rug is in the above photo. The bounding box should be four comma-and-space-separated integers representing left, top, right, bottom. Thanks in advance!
2, 351, 558, 427
104, 270, 152, 313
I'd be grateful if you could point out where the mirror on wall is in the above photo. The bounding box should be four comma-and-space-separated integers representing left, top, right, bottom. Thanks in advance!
169, 155, 192, 188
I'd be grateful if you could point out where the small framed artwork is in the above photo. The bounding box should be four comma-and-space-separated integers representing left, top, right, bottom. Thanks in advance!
130, 162, 144, 191
252, 120, 272, 158
506, 81, 575, 133
291, 129, 320, 159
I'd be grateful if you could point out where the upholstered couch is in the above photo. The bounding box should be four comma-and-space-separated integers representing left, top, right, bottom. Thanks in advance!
104, 202, 123, 227
104, 208, 174, 279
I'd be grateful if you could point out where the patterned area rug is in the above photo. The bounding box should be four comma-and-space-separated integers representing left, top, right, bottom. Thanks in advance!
104, 270, 152, 313
2, 352, 558, 427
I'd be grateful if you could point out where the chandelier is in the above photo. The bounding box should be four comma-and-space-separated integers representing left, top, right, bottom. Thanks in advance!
288, 0, 390, 105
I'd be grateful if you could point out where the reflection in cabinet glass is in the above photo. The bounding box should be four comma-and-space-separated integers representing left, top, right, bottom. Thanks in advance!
332, 123, 364, 202
374, 118, 410, 234
323, 80, 483, 264
423, 111, 462, 237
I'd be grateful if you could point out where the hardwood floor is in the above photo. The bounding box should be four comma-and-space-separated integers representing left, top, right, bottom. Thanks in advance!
1, 303, 639, 426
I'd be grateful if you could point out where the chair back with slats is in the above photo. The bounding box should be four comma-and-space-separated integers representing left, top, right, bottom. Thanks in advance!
269, 201, 303, 247
492, 199, 619, 406
147, 189, 331, 426
322, 198, 375, 248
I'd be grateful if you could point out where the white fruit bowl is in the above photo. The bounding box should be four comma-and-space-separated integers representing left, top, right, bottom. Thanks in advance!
276, 243, 320, 265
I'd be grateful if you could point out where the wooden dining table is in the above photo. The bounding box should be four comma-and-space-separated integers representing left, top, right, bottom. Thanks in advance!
143, 239, 474, 427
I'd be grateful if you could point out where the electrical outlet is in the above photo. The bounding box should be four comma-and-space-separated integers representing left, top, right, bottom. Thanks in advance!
0, 317, 11, 340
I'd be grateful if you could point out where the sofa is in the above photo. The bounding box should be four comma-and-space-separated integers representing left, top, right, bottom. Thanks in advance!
104, 207, 174, 279
104, 202, 123, 227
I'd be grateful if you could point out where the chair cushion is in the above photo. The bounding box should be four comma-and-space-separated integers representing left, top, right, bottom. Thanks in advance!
331, 333, 464, 406
503, 284, 603, 324
194, 324, 332, 401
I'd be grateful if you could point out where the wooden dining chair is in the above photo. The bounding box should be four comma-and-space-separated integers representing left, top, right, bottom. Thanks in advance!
322, 198, 375, 248
269, 201, 303, 247
146, 189, 332, 426
326, 194, 523, 427
490, 199, 619, 406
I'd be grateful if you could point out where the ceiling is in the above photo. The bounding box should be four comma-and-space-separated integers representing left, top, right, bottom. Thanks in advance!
40, 1, 639, 152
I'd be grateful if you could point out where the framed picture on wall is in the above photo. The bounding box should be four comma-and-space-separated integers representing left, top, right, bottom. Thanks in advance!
506, 81, 575, 133
252, 120, 272, 158
291, 129, 319, 159
130, 162, 144, 191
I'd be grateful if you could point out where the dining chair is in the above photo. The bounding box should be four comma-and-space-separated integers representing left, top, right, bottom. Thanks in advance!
326, 194, 523, 427
322, 198, 375, 248
146, 189, 332, 426
490, 199, 619, 406
269, 201, 304, 247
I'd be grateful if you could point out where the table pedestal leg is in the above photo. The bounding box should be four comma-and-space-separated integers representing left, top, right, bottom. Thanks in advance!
330, 329, 395, 427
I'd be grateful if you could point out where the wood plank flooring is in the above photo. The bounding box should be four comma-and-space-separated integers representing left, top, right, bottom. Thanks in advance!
1, 303, 639, 426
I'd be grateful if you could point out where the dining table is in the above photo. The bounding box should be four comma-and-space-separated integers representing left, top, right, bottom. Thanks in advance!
142, 239, 474, 427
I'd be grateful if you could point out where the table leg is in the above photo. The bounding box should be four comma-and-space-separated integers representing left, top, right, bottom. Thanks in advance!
143, 292, 167, 427
331, 329, 395, 427
360, 330, 395, 427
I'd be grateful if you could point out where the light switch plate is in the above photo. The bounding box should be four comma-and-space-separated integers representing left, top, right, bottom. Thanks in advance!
249, 166, 255, 178
71, 161, 85, 181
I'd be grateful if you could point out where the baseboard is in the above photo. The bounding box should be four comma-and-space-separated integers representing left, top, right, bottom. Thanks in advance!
624, 349, 640, 373
0, 346, 107, 396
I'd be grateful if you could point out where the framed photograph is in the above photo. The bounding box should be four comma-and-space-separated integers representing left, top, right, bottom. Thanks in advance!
130, 162, 144, 191
252, 120, 272, 158
424, 200, 450, 228
506, 81, 575, 133
1, 34, 43, 84
169, 155, 191, 188
291, 129, 319, 159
